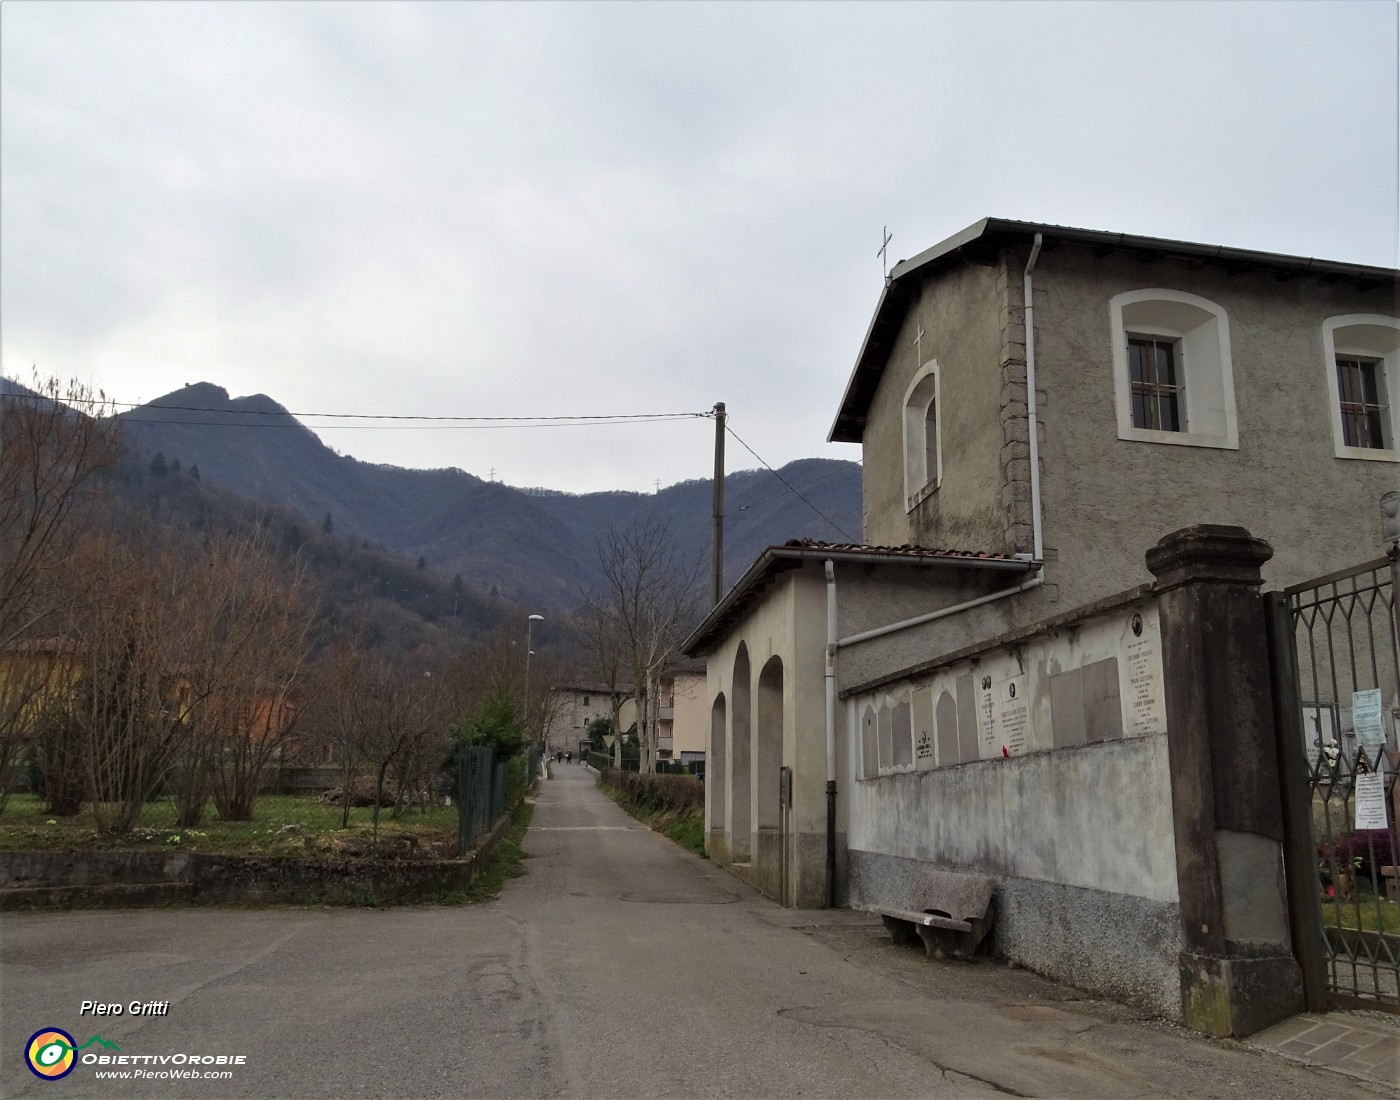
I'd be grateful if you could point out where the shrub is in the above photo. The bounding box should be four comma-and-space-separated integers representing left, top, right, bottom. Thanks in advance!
1328, 830, 1395, 879
598, 769, 703, 815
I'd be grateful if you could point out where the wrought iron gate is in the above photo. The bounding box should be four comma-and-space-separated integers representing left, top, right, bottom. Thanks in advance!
1269, 555, 1400, 1012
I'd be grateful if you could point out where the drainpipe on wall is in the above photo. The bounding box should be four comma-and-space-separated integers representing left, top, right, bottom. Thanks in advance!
824, 560, 838, 908
1023, 232, 1044, 562
816, 234, 1049, 908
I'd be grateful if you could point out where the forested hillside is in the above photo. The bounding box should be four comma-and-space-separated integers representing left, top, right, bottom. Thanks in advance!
115, 383, 864, 608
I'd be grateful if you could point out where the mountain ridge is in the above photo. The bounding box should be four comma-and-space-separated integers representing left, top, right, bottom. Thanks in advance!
117, 383, 864, 609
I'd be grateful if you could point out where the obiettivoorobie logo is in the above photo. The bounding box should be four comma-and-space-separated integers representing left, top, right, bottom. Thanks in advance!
25, 1029, 119, 1081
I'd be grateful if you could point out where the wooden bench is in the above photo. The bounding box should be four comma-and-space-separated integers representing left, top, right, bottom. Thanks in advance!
857, 869, 996, 959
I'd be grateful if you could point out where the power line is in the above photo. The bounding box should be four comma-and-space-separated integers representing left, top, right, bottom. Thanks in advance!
735, 463, 853, 513
1, 391, 709, 424
111, 414, 705, 431
723, 421, 856, 542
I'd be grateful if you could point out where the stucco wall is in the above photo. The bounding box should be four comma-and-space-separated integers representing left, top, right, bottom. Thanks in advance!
843, 596, 1183, 1016
856, 241, 1398, 618
704, 569, 832, 905
668, 673, 708, 757
861, 262, 1007, 551
833, 562, 1028, 689
1029, 244, 1399, 606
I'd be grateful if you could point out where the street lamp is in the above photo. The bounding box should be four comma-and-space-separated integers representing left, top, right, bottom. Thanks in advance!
524, 614, 544, 755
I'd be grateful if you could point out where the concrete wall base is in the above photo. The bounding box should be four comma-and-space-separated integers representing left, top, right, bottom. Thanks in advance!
850, 850, 1182, 1019
1179, 949, 1304, 1038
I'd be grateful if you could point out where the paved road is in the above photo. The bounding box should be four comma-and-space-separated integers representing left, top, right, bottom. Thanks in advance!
1, 766, 1381, 1098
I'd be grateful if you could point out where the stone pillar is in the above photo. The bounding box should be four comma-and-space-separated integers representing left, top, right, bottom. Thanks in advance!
1146, 525, 1304, 1038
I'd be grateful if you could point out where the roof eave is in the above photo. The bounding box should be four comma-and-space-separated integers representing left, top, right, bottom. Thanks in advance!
828, 217, 1400, 443
681, 545, 1037, 658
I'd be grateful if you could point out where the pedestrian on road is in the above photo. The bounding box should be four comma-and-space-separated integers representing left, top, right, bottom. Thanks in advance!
566, 751, 572, 765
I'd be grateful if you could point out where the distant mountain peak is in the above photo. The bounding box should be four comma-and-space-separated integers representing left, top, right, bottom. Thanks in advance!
149, 382, 231, 407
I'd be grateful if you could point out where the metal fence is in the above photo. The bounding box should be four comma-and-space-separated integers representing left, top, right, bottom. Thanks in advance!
456, 748, 533, 856
1274, 555, 1399, 1011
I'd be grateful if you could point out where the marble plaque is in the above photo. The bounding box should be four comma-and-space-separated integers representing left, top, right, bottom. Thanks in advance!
1122, 611, 1166, 736
976, 674, 997, 759
993, 674, 1031, 756
913, 686, 935, 771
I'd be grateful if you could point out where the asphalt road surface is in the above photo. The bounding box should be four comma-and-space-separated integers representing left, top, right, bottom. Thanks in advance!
1, 766, 1374, 1098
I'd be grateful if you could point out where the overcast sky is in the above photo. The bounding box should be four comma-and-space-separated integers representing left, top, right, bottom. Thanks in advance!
3, 1, 1396, 494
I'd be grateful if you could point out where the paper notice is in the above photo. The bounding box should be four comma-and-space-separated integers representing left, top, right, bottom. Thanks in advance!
1354, 771, 1389, 830
1352, 689, 1386, 748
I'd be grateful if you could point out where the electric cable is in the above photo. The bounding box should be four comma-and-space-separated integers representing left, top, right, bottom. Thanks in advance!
723, 421, 856, 542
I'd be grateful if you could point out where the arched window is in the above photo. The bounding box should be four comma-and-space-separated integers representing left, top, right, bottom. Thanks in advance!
902, 363, 942, 509
1322, 315, 1400, 461
1109, 289, 1238, 450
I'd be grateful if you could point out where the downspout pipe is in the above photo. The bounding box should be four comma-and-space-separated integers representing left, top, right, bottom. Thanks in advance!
1023, 233, 1044, 563
838, 572, 1043, 649
824, 560, 838, 909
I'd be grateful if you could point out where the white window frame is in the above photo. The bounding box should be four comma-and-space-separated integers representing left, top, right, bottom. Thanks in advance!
1322, 314, 1400, 463
1109, 289, 1239, 450
902, 362, 942, 511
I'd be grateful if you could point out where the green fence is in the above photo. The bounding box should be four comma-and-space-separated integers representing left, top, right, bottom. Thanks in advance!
456, 749, 534, 856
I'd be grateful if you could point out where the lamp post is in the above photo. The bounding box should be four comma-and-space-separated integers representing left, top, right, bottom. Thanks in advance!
524, 614, 544, 754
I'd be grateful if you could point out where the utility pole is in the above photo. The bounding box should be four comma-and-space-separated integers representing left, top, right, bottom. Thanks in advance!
711, 402, 726, 607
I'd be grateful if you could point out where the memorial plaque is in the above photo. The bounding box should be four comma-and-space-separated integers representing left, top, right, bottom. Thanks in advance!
913, 686, 935, 770
976, 674, 997, 759
993, 674, 1031, 756
1123, 611, 1166, 736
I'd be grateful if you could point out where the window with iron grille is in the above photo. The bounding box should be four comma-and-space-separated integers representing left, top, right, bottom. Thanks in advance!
1336, 356, 1389, 449
1127, 336, 1183, 432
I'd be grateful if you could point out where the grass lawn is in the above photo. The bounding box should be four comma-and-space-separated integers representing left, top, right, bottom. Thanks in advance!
0, 792, 459, 860
1323, 895, 1400, 935
597, 783, 706, 858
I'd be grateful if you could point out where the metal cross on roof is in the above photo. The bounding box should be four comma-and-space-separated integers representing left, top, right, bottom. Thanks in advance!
878, 226, 893, 281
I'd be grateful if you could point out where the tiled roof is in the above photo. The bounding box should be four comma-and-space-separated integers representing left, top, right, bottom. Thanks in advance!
781, 538, 1024, 562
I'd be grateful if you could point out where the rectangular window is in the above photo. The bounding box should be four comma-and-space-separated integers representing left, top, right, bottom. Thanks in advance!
1128, 336, 1183, 432
582, 695, 590, 707
1337, 356, 1389, 449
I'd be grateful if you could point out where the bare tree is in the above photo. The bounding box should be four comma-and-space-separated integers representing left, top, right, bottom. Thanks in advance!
190, 527, 318, 822
0, 376, 121, 811
580, 517, 702, 773
572, 592, 631, 767
59, 529, 197, 832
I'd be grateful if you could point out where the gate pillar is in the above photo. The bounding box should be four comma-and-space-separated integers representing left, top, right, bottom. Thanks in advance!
1147, 525, 1305, 1037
